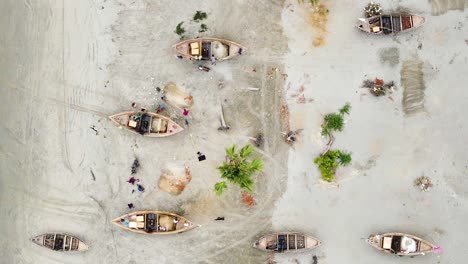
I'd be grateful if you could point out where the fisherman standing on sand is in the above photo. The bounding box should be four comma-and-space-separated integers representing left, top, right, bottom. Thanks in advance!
210, 54, 216, 65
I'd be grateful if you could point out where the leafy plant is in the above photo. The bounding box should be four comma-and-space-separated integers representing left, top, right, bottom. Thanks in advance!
214, 144, 263, 196
199, 24, 208, 33
314, 150, 352, 182
193, 11, 208, 22
214, 181, 227, 196
337, 151, 352, 165
321, 103, 351, 136
175, 22, 185, 38
315, 103, 352, 182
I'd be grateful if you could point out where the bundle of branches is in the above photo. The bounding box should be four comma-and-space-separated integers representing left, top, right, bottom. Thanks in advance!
362, 78, 395, 96
364, 2, 383, 17
414, 176, 433, 192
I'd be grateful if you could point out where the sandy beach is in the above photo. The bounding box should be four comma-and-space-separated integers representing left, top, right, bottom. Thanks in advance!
1, 0, 467, 263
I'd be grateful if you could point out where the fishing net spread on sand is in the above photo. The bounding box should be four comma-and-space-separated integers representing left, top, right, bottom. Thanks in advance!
212, 41, 228, 58
164, 82, 194, 110
158, 165, 192, 195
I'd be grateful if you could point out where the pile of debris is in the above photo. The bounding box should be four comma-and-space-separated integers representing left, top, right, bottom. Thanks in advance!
362, 78, 395, 96
364, 2, 383, 17
414, 176, 433, 192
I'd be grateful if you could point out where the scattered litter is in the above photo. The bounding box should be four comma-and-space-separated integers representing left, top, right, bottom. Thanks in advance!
90, 169, 96, 181
90, 125, 98, 135
364, 2, 383, 17
240, 87, 259, 91
131, 158, 140, 174
414, 176, 433, 192
241, 192, 256, 207
312, 255, 318, 264
137, 184, 145, 192
248, 133, 264, 148
361, 78, 395, 96
127, 203, 134, 209
279, 104, 290, 131
282, 129, 303, 144
197, 152, 206, 161
198, 65, 210, 72
127, 176, 139, 185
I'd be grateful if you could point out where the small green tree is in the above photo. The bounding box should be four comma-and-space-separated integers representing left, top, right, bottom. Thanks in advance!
321, 103, 351, 136
315, 103, 352, 182
175, 22, 185, 39
215, 144, 263, 196
314, 150, 352, 182
193, 11, 208, 22
199, 24, 208, 33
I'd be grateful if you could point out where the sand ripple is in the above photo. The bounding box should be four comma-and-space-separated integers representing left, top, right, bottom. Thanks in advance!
430, 0, 468, 15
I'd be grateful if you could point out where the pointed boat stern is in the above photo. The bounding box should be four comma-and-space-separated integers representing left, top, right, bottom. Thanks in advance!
411, 15, 426, 28
253, 236, 267, 250
356, 18, 371, 33
306, 235, 322, 249
77, 241, 89, 252
31, 235, 44, 247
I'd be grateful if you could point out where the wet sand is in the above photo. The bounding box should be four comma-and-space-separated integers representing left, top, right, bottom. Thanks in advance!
275, 0, 468, 263
1, 0, 467, 263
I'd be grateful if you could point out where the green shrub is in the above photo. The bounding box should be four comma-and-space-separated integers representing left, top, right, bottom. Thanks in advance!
215, 144, 263, 196
314, 150, 352, 182
175, 22, 185, 38
321, 103, 351, 136
199, 24, 208, 33
193, 11, 207, 22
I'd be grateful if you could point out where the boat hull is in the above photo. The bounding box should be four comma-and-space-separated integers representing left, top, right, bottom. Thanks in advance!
112, 210, 198, 235
366, 232, 435, 256
173, 37, 245, 62
253, 232, 321, 253
356, 14, 425, 35
109, 111, 184, 138
32, 233, 89, 252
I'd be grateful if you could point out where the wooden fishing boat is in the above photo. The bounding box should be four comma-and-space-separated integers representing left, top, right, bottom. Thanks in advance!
356, 14, 425, 35
173, 37, 245, 62
111, 210, 199, 235
31, 233, 89, 252
109, 111, 183, 138
366, 232, 439, 256
253, 232, 321, 253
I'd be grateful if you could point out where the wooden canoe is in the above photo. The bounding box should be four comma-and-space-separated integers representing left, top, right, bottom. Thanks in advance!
356, 14, 425, 35
253, 232, 321, 253
32, 233, 89, 252
111, 210, 199, 235
173, 37, 245, 62
366, 232, 437, 256
109, 111, 183, 138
